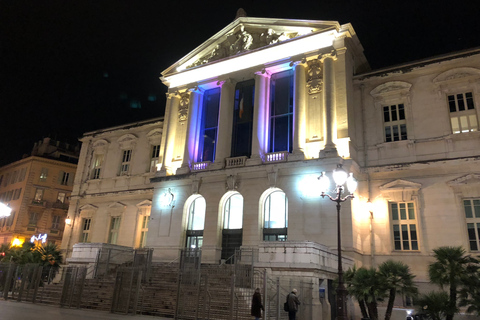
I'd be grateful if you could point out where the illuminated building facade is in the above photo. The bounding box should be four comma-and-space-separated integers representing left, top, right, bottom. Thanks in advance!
0, 137, 78, 248
62, 15, 480, 319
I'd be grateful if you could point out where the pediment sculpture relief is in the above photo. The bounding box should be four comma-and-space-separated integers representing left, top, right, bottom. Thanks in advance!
186, 26, 295, 69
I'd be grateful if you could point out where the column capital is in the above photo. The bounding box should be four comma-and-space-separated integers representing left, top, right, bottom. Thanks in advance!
254, 68, 272, 78
187, 86, 204, 94
289, 57, 307, 67
217, 78, 236, 87
318, 50, 339, 62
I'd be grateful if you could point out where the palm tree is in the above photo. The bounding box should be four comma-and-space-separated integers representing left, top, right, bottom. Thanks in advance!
378, 260, 418, 320
415, 291, 453, 320
428, 246, 470, 320
458, 255, 480, 316
345, 266, 369, 319
346, 266, 386, 320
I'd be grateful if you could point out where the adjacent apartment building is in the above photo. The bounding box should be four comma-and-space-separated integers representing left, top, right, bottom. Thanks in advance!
61, 14, 480, 318
0, 138, 78, 247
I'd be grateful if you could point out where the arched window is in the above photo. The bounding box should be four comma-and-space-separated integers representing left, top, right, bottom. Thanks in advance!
263, 189, 288, 241
221, 192, 244, 262
186, 196, 206, 249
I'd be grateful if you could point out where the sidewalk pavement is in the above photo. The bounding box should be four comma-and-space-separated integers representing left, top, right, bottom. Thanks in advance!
0, 299, 173, 320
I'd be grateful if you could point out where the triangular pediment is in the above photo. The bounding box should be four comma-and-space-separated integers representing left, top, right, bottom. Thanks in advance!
108, 202, 126, 209
379, 179, 422, 192
79, 204, 98, 211
136, 200, 152, 208
448, 174, 480, 186
162, 17, 343, 78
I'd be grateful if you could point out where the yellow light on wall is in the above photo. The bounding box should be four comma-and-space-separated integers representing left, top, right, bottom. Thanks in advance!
11, 237, 24, 247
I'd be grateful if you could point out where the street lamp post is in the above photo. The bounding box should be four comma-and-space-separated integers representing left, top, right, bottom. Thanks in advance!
318, 164, 357, 320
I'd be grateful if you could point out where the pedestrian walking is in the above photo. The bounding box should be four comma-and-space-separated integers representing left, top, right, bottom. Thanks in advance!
286, 288, 301, 320
251, 288, 264, 320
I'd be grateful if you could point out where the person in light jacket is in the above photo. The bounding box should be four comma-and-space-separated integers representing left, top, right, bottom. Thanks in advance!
251, 288, 264, 320
287, 288, 301, 320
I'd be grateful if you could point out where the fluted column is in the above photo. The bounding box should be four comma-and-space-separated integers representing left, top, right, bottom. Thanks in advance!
249, 72, 270, 164
320, 53, 339, 158
159, 93, 180, 175
292, 62, 307, 159
178, 88, 203, 173
214, 80, 235, 167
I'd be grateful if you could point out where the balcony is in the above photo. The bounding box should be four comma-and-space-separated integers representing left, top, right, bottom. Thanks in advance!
52, 201, 69, 210
31, 199, 47, 207
192, 161, 211, 171
264, 151, 288, 163
225, 156, 247, 168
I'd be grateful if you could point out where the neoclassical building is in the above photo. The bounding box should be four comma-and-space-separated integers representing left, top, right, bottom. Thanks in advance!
61, 14, 480, 319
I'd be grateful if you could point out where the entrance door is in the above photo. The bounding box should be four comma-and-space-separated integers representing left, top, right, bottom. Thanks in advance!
221, 229, 242, 263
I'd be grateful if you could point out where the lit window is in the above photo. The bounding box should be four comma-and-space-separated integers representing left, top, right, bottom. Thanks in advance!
269, 70, 293, 153
384, 104, 407, 142
34, 188, 44, 202
80, 218, 91, 242
390, 202, 418, 250
231, 79, 255, 157
119, 150, 132, 175
57, 192, 66, 203
263, 190, 288, 241
40, 168, 48, 182
222, 193, 243, 262
463, 199, 480, 251
448, 92, 478, 133
108, 216, 121, 244
91, 154, 104, 179
197, 88, 221, 162
186, 196, 206, 249
150, 145, 160, 172
139, 215, 150, 248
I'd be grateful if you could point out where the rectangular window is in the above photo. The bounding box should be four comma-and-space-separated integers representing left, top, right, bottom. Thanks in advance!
11, 171, 18, 184
80, 218, 91, 242
270, 70, 294, 153
139, 215, 149, 248
40, 168, 48, 182
29, 212, 39, 226
197, 88, 221, 162
7, 210, 16, 226
57, 192, 66, 203
4, 173, 10, 186
231, 79, 255, 157
60, 172, 70, 185
150, 145, 161, 172
91, 154, 104, 179
13, 188, 22, 200
19, 168, 27, 182
108, 217, 121, 244
120, 150, 132, 175
448, 92, 478, 133
463, 199, 480, 251
6, 190, 13, 201
384, 104, 407, 142
390, 202, 418, 251
51, 215, 60, 229
34, 188, 44, 202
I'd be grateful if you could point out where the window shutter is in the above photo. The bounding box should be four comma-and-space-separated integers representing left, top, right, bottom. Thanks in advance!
58, 171, 65, 184
68, 173, 74, 186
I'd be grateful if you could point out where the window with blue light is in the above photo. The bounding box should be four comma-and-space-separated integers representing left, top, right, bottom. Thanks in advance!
263, 190, 288, 241
269, 70, 294, 153
197, 88, 221, 162
231, 79, 255, 157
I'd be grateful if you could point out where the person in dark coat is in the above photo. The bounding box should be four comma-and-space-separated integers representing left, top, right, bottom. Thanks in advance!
251, 288, 264, 320
287, 288, 301, 320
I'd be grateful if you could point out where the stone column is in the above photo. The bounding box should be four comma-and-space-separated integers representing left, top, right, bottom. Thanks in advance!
178, 88, 203, 174
159, 93, 180, 176
213, 79, 235, 169
292, 62, 307, 160
248, 72, 270, 165
320, 53, 339, 158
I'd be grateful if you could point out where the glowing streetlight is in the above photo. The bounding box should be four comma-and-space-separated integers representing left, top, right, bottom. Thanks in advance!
318, 164, 357, 320
0, 202, 12, 218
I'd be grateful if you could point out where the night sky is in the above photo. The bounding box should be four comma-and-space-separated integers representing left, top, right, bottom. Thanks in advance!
1, 0, 480, 166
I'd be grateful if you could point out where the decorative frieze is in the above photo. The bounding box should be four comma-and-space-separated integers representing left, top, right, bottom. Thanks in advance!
178, 92, 190, 124
306, 59, 323, 94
